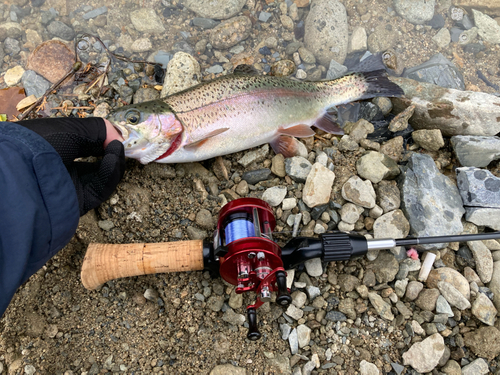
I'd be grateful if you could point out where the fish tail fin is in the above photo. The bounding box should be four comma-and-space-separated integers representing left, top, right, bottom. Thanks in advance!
356, 70, 404, 100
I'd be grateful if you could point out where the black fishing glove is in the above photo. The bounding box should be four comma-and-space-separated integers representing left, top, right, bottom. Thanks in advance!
18, 117, 125, 216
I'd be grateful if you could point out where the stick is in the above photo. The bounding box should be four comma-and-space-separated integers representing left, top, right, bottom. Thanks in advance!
81, 240, 205, 290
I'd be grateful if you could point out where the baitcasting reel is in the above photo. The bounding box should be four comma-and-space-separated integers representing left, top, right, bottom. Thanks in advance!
81, 198, 500, 340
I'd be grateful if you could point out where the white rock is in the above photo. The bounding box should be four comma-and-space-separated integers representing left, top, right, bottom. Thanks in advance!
342, 176, 376, 208
131, 38, 152, 52
402, 333, 445, 373
437, 281, 471, 310
359, 360, 379, 375
161, 52, 201, 97
303, 163, 335, 208
304, 257, 323, 277
462, 357, 490, 375
467, 240, 493, 283
4, 65, 25, 86
262, 186, 287, 207
282, 198, 297, 211
297, 324, 311, 348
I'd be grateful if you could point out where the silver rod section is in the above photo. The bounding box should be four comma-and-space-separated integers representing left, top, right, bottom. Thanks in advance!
366, 238, 397, 250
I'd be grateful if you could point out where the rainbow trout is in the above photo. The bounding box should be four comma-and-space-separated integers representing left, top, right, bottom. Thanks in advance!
109, 68, 403, 164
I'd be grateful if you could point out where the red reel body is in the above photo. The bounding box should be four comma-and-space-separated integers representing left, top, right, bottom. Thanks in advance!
213, 198, 292, 339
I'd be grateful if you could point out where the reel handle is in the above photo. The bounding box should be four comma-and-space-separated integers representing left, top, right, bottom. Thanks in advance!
247, 307, 261, 341
275, 271, 292, 306
81, 240, 205, 290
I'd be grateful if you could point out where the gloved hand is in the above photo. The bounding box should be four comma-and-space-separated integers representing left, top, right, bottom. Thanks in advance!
18, 117, 125, 216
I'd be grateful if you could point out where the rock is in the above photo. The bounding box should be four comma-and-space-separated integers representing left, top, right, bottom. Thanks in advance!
457, 167, 500, 207
130, 8, 165, 33
289, 328, 298, 354
402, 333, 445, 373
4, 65, 24, 86
206, 295, 224, 311
359, 360, 379, 375
144, 288, 159, 301
161, 52, 201, 97
342, 176, 376, 208
451, 136, 500, 168
376, 181, 401, 213
133, 87, 160, 104
185, 0, 246, 20
304, 258, 322, 277
473, 9, 500, 44
442, 360, 461, 375
82, 6, 107, 20
467, 240, 493, 283
393, 0, 435, 25
356, 151, 400, 183
402, 53, 464, 91
368, 251, 400, 283
286, 303, 304, 320
222, 309, 245, 326
435, 295, 454, 317
340, 203, 364, 224
489, 261, 500, 311
242, 169, 272, 185
462, 358, 489, 375
297, 324, 311, 348
426, 267, 470, 300
325, 311, 347, 322
209, 16, 252, 49
349, 26, 367, 53
432, 28, 451, 48
21, 70, 50, 98
455, 0, 500, 17
267, 354, 291, 374
258, 11, 273, 23
304, 0, 348, 65
412, 129, 444, 151
368, 292, 394, 320
415, 288, 440, 311
437, 281, 471, 310
47, 20, 75, 40
390, 77, 500, 136
292, 291, 307, 308
398, 153, 464, 250
303, 163, 335, 208
285, 156, 312, 183
465, 207, 500, 230
471, 292, 497, 325
463, 326, 500, 360
326, 59, 348, 80
282, 198, 297, 211
27, 40, 74, 84
373, 210, 409, 257
367, 24, 399, 53
131, 38, 152, 53
210, 364, 246, 375
262, 186, 287, 207
238, 144, 269, 167
271, 154, 286, 177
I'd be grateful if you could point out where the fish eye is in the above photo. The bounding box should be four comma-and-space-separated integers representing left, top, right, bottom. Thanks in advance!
126, 110, 141, 125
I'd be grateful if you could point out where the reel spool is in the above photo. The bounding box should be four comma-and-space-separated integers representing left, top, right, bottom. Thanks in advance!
213, 198, 292, 340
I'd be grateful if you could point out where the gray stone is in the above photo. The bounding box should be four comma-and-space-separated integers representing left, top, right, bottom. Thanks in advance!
192, 18, 220, 29
292, 291, 307, 308
467, 240, 493, 283
296, 324, 311, 348
133, 87, 159, 104
373, 210, 409, 257
280, 323, 291, 340
356, 151, 400, 184
238, 144, 269, 167
286, 304, 304, 320
21, 70, 51, 98
47, 20, 75, 41
349, 26, 367, 53
340, 203, 364, 224
435, 295, 454, 317
402, 53, 464, 90
242, 168, 272, 185
304, 258, 323, 277
391, 77, 500, 136
285, 156, 312, 183
130, 8, 165, 33
207, 65, 224, 74
306, 286, 320, 300
161, 52, 201, 97
393, 0, 435, 25
398, 153, 465, 250
437, 281, 471, 310
222, 309, 245, 326
262, 186, 287, 207
461, 358, 490, 375
451, 136, 500, 168
288, 328, 298, 354
376, 181, 401, 213
457, 167, 500, 207
472, 9, 500, 44
432, 28, 451, 48
210, 364, 246, 375
185, 0, 246, 20
325, 311, 347, 322
326, 59, 348, 80
304, 0, 348, 65
368, 251, 400, 284
465, 207, 500, 230
342, 176, 376, 209
368, 292, 394, 320
359, 360, 378, 375
259, 12, 273, 23
82, 6, 107, 20
471, 292, 497, 326
207, 295, 224, 311
209, 16, 252, 49
402, 333, 445, 373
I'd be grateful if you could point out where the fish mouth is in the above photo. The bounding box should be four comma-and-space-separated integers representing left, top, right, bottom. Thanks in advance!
112, 122, 130, 141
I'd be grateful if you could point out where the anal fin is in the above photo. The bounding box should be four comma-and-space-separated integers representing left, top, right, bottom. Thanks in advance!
270, 135, 300, 158
184, 128, 229, 150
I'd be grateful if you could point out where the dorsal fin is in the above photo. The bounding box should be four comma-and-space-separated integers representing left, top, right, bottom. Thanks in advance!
233, 64, 259, 75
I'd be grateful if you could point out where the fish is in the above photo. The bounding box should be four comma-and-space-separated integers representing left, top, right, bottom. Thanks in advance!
108, 66, 404, 164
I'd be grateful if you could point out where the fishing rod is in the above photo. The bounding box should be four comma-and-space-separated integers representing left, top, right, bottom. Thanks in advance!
81, 197, 500, 340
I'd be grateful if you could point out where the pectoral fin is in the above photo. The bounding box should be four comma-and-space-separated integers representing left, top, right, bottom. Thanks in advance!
270, 135, 300, 158
278, 124, 316, 138
184, 128, 229, 150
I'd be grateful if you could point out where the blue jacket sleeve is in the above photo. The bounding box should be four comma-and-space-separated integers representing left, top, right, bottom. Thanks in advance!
0, 122, 80, 316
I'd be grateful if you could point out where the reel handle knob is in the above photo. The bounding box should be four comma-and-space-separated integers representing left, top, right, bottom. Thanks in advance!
246, 307, 261, 341
275, 270, 292, 306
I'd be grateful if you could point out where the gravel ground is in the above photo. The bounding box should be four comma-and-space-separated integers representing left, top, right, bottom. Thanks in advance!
1, 0, 500, 374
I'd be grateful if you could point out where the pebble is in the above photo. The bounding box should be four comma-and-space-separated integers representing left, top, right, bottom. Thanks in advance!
368, 292, 394, 320
292, 291, 307, 308
427, 267, 470, 300
238, 144, 269, 167
412, 129, 445, 151
209, 16, 252, 49
222, 309, 245, 326
161, 52, 201, 97
82, 6, 107, 20
303, 163, 335, 208
296, 324, 311, 348
262, 186, 287, 207
258, 11, 273, 23
461, 358, 489, 375
325, 311, 347, 322
473, 9, 500, 44
304, 0, 348, 65
144, 288, 159, 301
288, 328, 298, 354
342, 176, 376, 208
356, 151, 400, 184
393, 0, 435, 25
435, 295, 454, 317
402, 333, 444, 373
47, 20, 75, 40
282, 198, 297, 211
130, 8, 165, 33
359, 360, 379, 375
4, 65, 24, 86
304, 258, 322, 277
432, 28, 451, 48
471, 292, 497, 326
24, 365, 36, 375
466, 207, 500, 230
285, 156, 312, 182
131, 38, 152, 53
185, 0, 246, 20
242, 168, 271, 185
210, 364, 246, 375
388, 104, 414, 132
437, 281, 471, 310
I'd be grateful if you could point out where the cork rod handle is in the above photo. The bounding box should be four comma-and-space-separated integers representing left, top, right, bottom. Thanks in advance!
81, 240, 205, 290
